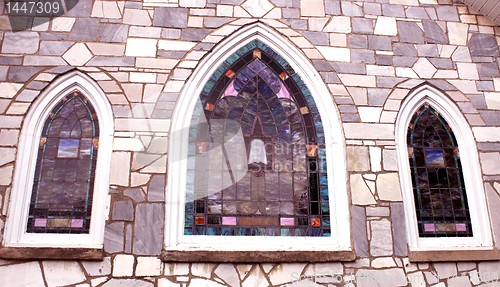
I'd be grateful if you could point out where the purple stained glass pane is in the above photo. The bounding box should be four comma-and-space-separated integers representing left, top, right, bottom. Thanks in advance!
34, 218, 48, 227
71, 219, 84, 228
456, 223, 467, 232
280, 217, 295, 226
222, 217, 237, 226
424, 223, 436, 232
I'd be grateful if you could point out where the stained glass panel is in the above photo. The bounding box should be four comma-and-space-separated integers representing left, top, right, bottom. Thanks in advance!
184, 40, 329, 237
408, 104, 472, 237
27, 90, 99, 234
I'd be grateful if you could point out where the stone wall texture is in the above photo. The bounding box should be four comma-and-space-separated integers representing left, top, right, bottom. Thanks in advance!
1, 0, 500, 286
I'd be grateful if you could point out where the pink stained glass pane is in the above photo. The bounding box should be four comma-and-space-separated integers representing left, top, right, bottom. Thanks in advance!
71, 219, 84, 228
34, 218, 48, 227
222, 217, 237, 226
280, 218, 295, 226
424, 223, 436, 232
456, 223, 467, 232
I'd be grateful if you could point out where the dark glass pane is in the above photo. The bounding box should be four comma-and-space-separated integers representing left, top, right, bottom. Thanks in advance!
27, 91, 99, 234
408, 105, 472, 237
184, 40, 329, 237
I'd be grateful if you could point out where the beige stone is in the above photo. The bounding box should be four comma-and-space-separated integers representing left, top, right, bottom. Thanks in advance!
241, 0, 273, 17
372, 257, 397, 268
43, 261, 87, 287
136, 58, 178, 69
63, 43, 93, 66
484, 92, 500, 110
412, 58, 436, 79
130, 72, 157, 83
351, 174, 376, 205
0, 130, 19, 146
300, 0, 324, 16
110, 152, 131, 186
113, 138, 145, 152
447, 22, 469, 46
376, 173, 402, 201
179, 0, 206, 7
374, 16, 397, 36
338, 74, 376, 87
347, 146, 370, 171
158, 279, 182, 287
115, 119, 170, 132
51, 17, 76, 31
0, 262, 45, 286
123, 9, 152, 26
317, 46, 350, 62
159, 40, 197, 51
473, 127, 500, 142
0, 148, 16, 166
0, 83, 23, 99
113, 254, 135, 277
344, 123, 394, 140
389, 0, 418, 5
129, 26, 162, 38
324, 16, 351, 33
480, 152, 500, 175
126, 38, 157, 57
0, 165, 13, 185
457, 63, 479, 80
87, 43, 125, 56
269, 263, 306, 286
136, 257, 162, 276
358, 107, 382, 123
370, 146, 382, 172
91, 1, 122, 18
6, 102, 29, 114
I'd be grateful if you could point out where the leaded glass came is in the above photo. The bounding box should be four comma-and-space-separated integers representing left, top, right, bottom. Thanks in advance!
27, 90, 99, 233
184, 40, 330, 237
407, 104, 472, 237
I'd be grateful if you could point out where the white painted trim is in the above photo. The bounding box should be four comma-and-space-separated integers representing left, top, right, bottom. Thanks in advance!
395, 85, 493, 251
165, 23, 351, 252
3, 71, 114, 248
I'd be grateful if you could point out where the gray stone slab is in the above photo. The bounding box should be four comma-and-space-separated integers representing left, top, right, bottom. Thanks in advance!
341, 1, 363, 16
331, 62, 367, 74
478, 62, 500, 78
319, 72, 341, 84
162, 29, 181, 39
348, 35, 368, 49
99, 24, 129, 43
125, 224, 133, 253
68, 19, 99, 41
125, 188, 146, 202
148, 175, 165, 202
368, 88, 391, 106
428, 58, 453, 69
181, 29, 211, 41
377, 77, 404, 88
66, 0, 92, 16
393, 56, 418, 67
351, 206, 370, 257
86, 56, 135, 67
351, 50, 375, 64
480, 111, 500, 125
302, 31, 329, 46
102, 279, 153, 287
133, 203, 164, 255
104, 222, 124, 253
364, 3, 381, 16
436, 6, 459, 21
312, 60, 333, 72
39, 41, 73, 56
390, 203, 408, 257
26, 81, 49, 90
112, 200, 134, 221
476, 80, 495, 91
376, 55, 393, 66
2, 32, 39, 54
417, 44, 439, 57
370, 219, 393, 256
398, 21, 424, 44
368, 35, 391, 51
153, 8, 188, 28
423, 20, 448, 44
204, 17, 235, 28
382, 4, 405, 17
0, 57, 22, 66
393, 43, 417, 56
341, 113, 360, 122
7, 67, 43, 83
467, 95, 487, 109
469, 33, 500, 56
283, 8, 300, 18
325, 0, 341, 15
352, 18, 373, 34
0, 66, 7, 81
406, 7, 429, 19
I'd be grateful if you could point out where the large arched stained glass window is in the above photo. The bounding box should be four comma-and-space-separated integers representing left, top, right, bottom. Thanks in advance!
408, 103, 472, 237
27, 90, 99, 234
184, 40, 329, 237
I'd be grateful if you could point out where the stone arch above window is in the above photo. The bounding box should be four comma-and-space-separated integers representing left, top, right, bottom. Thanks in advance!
165, 23, 351, 261
2, 71, 113, 257
396, 84, 494, 261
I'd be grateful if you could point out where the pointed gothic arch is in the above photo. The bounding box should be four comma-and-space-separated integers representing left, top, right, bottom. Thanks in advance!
396, 84, 493, 252
3, 70, 113, 249
165, 23, 350, 256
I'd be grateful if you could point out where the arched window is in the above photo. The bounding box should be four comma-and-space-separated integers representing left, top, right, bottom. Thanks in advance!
28, 91, 99, 234
396, 85, 492, 253
165, 24, 350, 258
3, 71, 113, 250
407, 104, 472, 237
185, 40, 328, 237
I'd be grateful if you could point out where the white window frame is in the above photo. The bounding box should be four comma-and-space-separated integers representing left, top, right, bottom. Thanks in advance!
165, 23, 351, 252
3, 71, 114, 249
396, 85, 493, 251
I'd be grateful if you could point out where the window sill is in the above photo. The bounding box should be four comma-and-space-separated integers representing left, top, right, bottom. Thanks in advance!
409, 249, 500, 262
161, 249, 356, 263
0, 247, 104, 260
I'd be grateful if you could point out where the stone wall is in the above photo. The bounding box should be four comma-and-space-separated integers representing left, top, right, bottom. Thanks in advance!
0, 0, 500, 286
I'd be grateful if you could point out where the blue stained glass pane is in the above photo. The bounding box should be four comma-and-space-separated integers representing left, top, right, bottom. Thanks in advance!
320, 186, 329, 201
184, 228, 193, 235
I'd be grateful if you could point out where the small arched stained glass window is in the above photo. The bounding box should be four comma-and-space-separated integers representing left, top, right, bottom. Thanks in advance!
407, 103, 472, 237
27, 90, 99, 234
184, 40, 330, 237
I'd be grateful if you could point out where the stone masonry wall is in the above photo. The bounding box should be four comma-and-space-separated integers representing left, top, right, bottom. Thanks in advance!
0, 0, 500, 286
